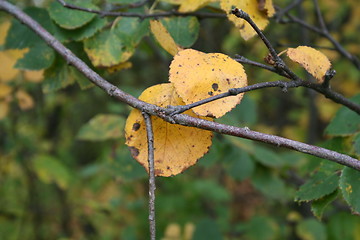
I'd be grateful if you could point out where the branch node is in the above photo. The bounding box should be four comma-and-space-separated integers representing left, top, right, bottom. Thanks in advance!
322, 69, 336, 88
231, 8, 249, 20
228, 88, 238, 95
107, 87, 117, 96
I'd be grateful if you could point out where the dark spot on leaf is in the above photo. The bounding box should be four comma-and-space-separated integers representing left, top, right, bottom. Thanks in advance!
212, 68, 214, 71
129, 146, 139, 157
212, 83, 219, 91
179, 64, 182, 67
206, 113, 216, 118
176, 71, 179, 74
192, 145, 195, 147
167, 166, 171, 170
226, 78, 230, 84
132, 122, 141, 131
208, 91, 213, 96
155, 169, 163, 175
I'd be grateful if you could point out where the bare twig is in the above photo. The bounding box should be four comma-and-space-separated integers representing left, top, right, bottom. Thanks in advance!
275, 0, 304, 21
142, 112, 156, 240
1, 0, 360, 171
56, 0, 225, 19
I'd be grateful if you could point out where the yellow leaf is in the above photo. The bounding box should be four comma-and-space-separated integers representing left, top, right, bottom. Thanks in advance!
24, 70, 44, 83
106, 61, 132, 74
0, 83, 12, 99
16, 89, 34, 110
286, 46, 331, 83
163, 223, 181, 239
0, 49, 27, 82
178, 0, 213, 12
0, 21, 11, 46
124, 83, 213, 177
150, 20, 180, 56
220, 0, 275, 40
258, 0, 275, 17
0, 101, 9, 120
169, 49, 247, 118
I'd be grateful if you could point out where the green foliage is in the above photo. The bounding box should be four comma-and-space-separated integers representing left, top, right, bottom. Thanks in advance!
1, 0, 360, 239
339, 167, 360, 214
160, 17, 200, 47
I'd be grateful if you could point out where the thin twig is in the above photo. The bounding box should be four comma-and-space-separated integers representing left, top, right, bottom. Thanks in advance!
166, 80, 303, 115
1, 0, 360, 171
275, 0, 304, 22
312, 0, 328, 32
56, 0, 225, 19
142, 112, 156, 240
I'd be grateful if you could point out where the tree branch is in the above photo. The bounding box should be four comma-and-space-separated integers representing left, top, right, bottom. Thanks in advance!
142, 112, 156, 240
56, 0, 225, 19
1, 0, 360, 171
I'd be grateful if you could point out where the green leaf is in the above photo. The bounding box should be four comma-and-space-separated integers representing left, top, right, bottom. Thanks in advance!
224, 150, 254, 181
84, 18, 149, 67
325, 94, 360, 136
252, 167, 287, 200
42, 56, 75, 92
5, 7, 55, 50
77, 114, 125, 141
193, 218, 223, 240
4, 7, 56, 70
15, 43, 55, 70
296, 219, 327, 240
252, 146, 284, 168
54, 16, 107, 42
295, 161, 341, 202
311, 190, 338, 219
113, 17, 150, 46
48, 0, 98, 29
107, 0, 137, 3
327, 212, 360, 240
244, 216, 279, 240
160, 17, 200, 47
339, 167, 360, 214
352, 133, 360, 156
32, 155, 71, 189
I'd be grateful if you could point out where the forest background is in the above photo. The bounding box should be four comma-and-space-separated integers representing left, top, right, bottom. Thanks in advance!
1, 0, 360, 239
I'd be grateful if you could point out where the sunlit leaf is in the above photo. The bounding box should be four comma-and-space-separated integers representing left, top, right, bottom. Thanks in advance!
77, 114, 125, 141
339, 167, 360, 214
0, 84, 12, 98
0, 101, 9, 120
24, 70, 44, 83
221, 0, 275, 40
0, 21, 10, 48
124, 83, 213, 177
48, 0, 97, 29
150, 20, 180, 56
287, 46, 331, 83
169, 49, 247, 118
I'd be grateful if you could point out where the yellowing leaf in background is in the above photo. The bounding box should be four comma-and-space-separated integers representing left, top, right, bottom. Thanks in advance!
169, 49, 247, 118
286, 46, 331, 83
150, 20, 180, 56
0, 21, 10, 45
24, 70, 44, 83
221, 0, 275, 40
0, 49, 27, 82
178, 0, 213, 12
16, 89, 34, 110
0, 101, 9, 120
0, 83, 12, 98
125, 83, 213, 177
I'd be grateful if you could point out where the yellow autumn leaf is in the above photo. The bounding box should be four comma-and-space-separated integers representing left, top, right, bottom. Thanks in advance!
16, 89, 34, 110
178, 0, 213, 12
106, 61, 132, 74
0, 49, 27, 82
24, 70, 44, 83
150, 20, 181, 56
220, 0, 275, 40
125, 83, 213, 177
0, 83, 12, 98
286, 46, 331, 83
169, 49, 247, 118
0, 101, 9, 120
0, 21, 10, 46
